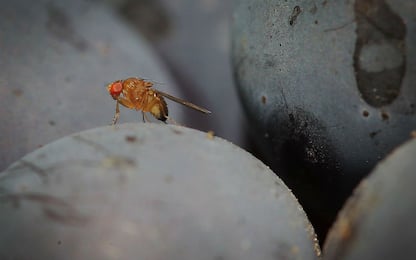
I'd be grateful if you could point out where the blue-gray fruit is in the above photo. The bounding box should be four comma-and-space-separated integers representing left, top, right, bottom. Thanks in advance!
232, 0, 416, 241
0, 124, 320, 259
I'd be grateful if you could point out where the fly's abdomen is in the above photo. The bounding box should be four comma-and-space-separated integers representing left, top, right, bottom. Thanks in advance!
149, 96, 169, 121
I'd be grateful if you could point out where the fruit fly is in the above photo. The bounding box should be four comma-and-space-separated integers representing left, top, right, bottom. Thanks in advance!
107, 77, 211, 124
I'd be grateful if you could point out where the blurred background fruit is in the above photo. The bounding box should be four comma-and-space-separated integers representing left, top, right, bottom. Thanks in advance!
231, 0, 416, 241
324, 137, 416, 259
112, 0, 246, 146
0, 124, 320, 260
0, 0, 181, 170
0, 0, 241, 172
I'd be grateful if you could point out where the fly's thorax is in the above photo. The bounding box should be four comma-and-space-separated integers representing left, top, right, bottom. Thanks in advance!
122, 86, 147, 107
123, 77, 153, 88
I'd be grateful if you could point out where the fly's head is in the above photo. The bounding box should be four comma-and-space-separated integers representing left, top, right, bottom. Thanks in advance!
107, 80, 123, 100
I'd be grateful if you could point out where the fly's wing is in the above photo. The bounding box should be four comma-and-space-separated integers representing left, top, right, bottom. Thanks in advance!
154, 90, 211, 114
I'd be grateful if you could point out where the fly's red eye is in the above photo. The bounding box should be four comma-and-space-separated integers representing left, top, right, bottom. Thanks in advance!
109, 82, 123, 97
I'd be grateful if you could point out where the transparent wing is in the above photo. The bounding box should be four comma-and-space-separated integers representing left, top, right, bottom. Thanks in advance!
154, 90, 211, 114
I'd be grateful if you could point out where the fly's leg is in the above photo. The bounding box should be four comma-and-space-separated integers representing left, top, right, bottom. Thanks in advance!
115, 96, 137, 124
141, 112, 151, 123
111, 100, 120, 125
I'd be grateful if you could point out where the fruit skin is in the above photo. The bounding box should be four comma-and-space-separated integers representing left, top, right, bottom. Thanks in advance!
231, 0, 416, 241
324, 138, 416, 259
0, 123, 320, 260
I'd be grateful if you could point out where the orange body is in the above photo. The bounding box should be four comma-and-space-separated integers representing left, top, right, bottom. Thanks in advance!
107, 77, 210, 124
108, 77, 168, 121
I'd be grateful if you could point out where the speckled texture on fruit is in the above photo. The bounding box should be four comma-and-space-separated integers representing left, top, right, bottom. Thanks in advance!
0, 124, 320, 259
